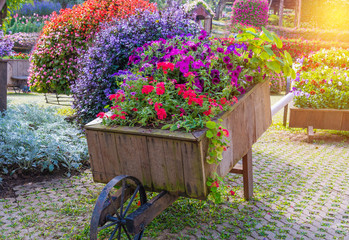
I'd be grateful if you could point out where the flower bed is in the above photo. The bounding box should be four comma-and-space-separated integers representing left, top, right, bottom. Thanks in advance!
290, 48, 349, 131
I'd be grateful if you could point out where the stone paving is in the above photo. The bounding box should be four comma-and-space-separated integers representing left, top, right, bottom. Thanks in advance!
0, 123, 349, 239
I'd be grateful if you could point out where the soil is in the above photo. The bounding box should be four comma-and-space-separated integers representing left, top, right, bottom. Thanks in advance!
0, 165, 89, 199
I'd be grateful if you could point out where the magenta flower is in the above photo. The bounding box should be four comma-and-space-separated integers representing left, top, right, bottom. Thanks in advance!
192, 60, 204, 69
236, 66, 242, 73
245, 75, 253, 82
223, 56, 231, 64
217, 48, 224, 53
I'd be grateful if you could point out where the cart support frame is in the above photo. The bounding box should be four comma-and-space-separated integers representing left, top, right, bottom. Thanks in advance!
229, 148, 253, 201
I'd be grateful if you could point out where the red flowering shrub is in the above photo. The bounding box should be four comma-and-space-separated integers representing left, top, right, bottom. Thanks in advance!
29, 0, 155, 94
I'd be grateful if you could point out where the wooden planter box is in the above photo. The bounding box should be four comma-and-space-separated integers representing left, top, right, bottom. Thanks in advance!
289, 104, 349, 131
85, 80, 271, 200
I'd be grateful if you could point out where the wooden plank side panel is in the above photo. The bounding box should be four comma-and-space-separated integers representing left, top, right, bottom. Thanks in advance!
85, 130, 107, 183
147, 138, 186, 195
342, 112, 349, 130
96, 131, 122, 182
259, 80, 272, 137
290, 106, 349, 131
180, 141, 206, 199
114, 134, 153, 189
17, 60, 30, 76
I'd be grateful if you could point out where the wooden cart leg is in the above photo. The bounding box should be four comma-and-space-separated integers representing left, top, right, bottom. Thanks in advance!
307, 126, 314, 143
242, 148, 253, 201
230, 148, 253, 201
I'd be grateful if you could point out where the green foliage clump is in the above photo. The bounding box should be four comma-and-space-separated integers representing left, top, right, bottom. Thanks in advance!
0, 104, 88, 175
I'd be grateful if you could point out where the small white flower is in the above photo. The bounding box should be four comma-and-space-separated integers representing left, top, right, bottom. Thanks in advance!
338, 81, 342, 86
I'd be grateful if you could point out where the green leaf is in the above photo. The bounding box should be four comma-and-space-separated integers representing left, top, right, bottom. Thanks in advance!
206, 130, 214, 139
266, 61, 281, 73
170, 125, 178, 131
260, 52, 269, 60
291, 68, 296, 79
206, 121, 216, 129
245, 27, 256, 33
284, 51, 293, 65
283, 65, 290, 77
273, 35, 283, 48
161, 124, 172, 130
263, 46, 274, 56
262, 27, 274, 41
245, 30, 259, 38
104, 105, 110, 109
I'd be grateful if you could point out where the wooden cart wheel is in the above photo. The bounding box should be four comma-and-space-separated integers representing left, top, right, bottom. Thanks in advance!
90, 175, 147, 240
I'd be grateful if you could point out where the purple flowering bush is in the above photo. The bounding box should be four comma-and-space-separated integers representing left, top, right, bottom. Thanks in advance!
0, 31, 14, 57
232, 0, 268, 28
72, 7, 200, 125
4, 32, 39, 48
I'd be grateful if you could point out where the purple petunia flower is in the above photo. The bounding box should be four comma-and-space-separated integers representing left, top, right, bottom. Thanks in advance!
231, 76, 238, 85
212, 77, 220, 85
236, 66, 242, 73
237, 86, 246, 94
223, 56, 231, 64
217, 47, 224, 53
211, 69, 220, 78
192, 60, 204, 69
227, 63, 234, 70
194, 78, 204, 92
245, 75, 253, 82
190, 45, 198, 52
231, 70, 239, 78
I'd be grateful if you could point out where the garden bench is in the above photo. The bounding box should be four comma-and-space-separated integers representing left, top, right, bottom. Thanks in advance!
8, 75, 29, 93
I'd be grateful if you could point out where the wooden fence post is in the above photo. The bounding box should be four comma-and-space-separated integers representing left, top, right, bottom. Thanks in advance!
0, 61, 7, 112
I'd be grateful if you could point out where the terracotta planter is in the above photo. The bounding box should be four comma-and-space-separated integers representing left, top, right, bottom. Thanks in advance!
289, 104, 349, 131
85, 80, 271, 200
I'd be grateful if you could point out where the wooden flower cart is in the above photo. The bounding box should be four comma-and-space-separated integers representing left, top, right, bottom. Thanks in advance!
85, 80, 271, 239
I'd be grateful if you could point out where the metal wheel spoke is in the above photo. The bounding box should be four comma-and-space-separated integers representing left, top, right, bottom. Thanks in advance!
98, 221, 118, 231
117, 224, 122, 240
109, 225, 120, 240
123, 185, 140, 217
122, 225, 132, 240
119, 180, 126, 217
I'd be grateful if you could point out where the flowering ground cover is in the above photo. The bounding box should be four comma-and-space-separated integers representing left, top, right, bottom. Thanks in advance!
293, 48, 349, 109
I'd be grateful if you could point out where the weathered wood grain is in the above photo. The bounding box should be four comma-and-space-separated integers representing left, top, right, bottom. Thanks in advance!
85, 81, 271, 199
289, 105, 349, 131
146, 138, 186, 195
85, 130, 107, 183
